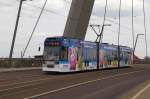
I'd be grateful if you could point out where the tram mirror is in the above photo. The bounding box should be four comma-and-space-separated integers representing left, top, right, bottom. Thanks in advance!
38, 46, 41, 52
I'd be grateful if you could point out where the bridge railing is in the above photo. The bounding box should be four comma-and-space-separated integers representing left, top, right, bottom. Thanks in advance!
134, 59, 150, 64
0, 58, 44, 68
0, 58, 149, 68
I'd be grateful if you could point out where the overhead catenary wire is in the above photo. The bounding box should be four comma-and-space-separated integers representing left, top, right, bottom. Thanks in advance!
89, 0, 108, 42
91, 0, 135, 32
22, 0, 48, 57
24, 3, 66, 17
21, 0, 148, 58
92, 11, 136, 36
142, 0, 148, 58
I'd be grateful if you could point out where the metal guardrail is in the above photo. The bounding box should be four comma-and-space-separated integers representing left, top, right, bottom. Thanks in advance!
0, 58, 149, 68
134, 59, 150, 64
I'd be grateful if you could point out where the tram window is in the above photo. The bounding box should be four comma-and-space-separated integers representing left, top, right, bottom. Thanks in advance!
43, 46, 60, 60
83, 49, 86, 61
86, 48, 96, 61
78, 47, 83, 59
120, 52, 123, 60
61, 47, 68, 61
106, 50, 109, 57
87, 48, 90, 60
92, 48, 96, 61
86, 48, 90, 60
113, 51, 118, 60
89, 49, 92, 61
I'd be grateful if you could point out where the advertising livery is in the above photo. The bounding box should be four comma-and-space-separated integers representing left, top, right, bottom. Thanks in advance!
42, 37, 133, 72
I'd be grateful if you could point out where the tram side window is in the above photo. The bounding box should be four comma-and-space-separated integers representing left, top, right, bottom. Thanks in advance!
61, 47, 68, 61
83, 48, 87, 61
105, 50, 109, 59
88, 48, 91, 61
92, 48, 96, 61
91, 48, 96, 61
112, 51, 118, 61
124, 52, 128, 59
78, 47, 82, 59
86, 48, 90, 61
83, 47, 97, 61
120, 51, 124, 60
86, 48, 96, 61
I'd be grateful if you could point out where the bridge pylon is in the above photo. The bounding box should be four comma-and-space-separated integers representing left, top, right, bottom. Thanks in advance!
63, 0, 95, 40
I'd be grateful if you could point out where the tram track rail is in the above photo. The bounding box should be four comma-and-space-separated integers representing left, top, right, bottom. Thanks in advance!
0, 65, 149, 99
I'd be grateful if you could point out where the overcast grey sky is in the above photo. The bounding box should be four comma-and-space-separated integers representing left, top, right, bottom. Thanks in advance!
0, 0, 149, 58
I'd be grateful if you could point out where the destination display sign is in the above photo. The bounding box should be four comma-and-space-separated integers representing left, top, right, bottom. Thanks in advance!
45, 41, 60, 46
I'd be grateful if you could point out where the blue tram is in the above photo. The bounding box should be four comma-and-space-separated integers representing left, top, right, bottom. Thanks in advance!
42, 37, 133, 72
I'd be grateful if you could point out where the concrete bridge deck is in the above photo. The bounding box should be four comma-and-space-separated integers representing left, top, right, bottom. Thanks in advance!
0, 64, 149, 99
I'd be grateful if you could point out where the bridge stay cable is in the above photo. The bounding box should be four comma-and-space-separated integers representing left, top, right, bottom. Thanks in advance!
22, 0, 148, 59
132, 0, 135, 63
142, 0, 148, 58
22, 0, 48, 57
98, 0, 108, 43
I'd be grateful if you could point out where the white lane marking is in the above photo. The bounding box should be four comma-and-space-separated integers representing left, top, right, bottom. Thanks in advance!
0, 75, 45, 86
0, 77, 54, 92
24, 70, 144, 99
131, 83, 150, 99
0, 74, 55, 88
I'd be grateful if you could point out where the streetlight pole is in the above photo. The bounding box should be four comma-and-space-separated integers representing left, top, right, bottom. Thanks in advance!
9, 0, 28, 60
118, 0, 122, 68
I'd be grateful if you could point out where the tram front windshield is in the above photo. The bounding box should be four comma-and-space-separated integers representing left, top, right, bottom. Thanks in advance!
44, 46, 60, 61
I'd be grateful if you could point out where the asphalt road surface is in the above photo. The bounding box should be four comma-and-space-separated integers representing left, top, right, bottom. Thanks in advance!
0, 64, 149, 99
